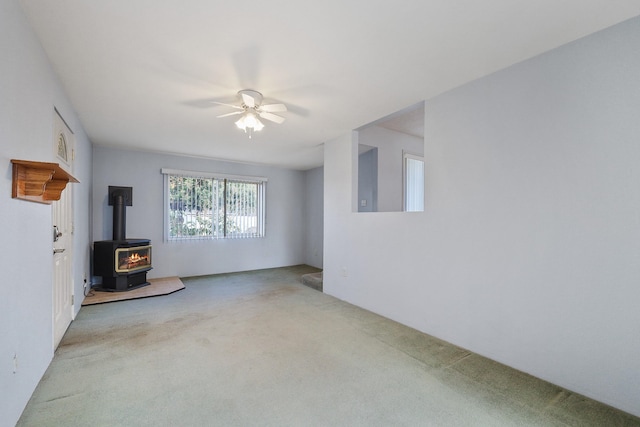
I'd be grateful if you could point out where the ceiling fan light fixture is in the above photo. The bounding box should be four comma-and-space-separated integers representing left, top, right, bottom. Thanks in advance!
253, 118, 264, 131
235, 116, 246, 131
218, 89, 286, 137
235, 112, 264, 137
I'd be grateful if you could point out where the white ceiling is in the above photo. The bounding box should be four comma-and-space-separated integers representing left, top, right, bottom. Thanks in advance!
375, 104, 425, 139
20, 1, 640, 170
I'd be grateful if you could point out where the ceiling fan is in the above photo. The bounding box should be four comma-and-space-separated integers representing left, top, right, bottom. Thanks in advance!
214, 90, 287, 137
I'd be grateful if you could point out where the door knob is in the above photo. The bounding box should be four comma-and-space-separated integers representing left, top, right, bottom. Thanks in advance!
53, 225, 62, 242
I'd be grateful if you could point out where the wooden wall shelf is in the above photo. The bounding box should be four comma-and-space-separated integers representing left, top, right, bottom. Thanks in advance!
11, 159, 79, 204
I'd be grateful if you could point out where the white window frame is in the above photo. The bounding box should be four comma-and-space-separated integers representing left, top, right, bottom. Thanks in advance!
162, 168, 267, 241
403, 152, 425, 212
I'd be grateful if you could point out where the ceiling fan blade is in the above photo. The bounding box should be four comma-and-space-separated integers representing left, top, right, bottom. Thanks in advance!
217, 111, 244, 118
259, 103, 287, 113
211, 101, 243, 110
241, 92, 256, 108
259, 111, 285, 124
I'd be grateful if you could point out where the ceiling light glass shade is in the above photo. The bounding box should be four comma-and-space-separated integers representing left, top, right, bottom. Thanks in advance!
253, 118, 264, 131
235, 112, 264, 132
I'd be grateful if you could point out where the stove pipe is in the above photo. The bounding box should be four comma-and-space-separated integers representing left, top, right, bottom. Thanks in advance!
108, 186, 133, 241
112, 192, 126, 240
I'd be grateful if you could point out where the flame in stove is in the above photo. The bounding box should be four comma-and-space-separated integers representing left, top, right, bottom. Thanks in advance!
118, 247, 151, 271
124, 252, 149, 267
128, 253, 144, 263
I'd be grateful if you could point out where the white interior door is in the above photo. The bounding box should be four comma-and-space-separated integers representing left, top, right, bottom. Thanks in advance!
53, 188, 73, 348
52, 110, 74, 349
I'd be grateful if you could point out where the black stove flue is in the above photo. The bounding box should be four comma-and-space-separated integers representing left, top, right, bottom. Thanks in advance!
93, 186, 152, 292
111, 186, 129, 241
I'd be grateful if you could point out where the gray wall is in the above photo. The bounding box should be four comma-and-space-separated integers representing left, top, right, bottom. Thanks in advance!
0, 1, 93, 424
93, 146, 307, 278
324, 17, 640, 416
303, 166, 324, 268
358, 148, 378, 212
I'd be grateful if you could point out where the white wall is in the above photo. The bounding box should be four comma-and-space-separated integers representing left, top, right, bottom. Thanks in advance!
357, 126, 423, 212
0, 1, 93, 425
303, 166, 323, 268
92, 146, 306, 278
324, 17, 640, 417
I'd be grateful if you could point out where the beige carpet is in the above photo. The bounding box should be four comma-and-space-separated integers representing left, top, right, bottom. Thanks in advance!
81, 276, 185, 305
20, 266, 640, 426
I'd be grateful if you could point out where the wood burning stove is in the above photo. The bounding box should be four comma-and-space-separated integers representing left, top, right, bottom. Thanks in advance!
93, 186, 152, 291
94, 239, 152, 291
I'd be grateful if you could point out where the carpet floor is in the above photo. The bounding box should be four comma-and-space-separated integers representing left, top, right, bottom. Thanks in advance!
18, 265, 640, 426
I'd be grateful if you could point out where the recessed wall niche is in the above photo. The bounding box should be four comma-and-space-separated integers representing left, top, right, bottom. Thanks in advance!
354, 102, 425, 213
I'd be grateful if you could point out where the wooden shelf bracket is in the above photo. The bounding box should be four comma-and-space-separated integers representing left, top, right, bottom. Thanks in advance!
11, 159, 79, 204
